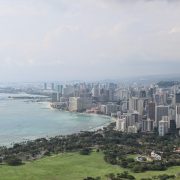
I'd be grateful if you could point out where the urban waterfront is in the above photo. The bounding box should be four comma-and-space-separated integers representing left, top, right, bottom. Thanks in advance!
0, 93, 111, 146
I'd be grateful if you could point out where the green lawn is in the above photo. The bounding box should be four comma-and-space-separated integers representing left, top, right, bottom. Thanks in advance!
0, 152, 179, 180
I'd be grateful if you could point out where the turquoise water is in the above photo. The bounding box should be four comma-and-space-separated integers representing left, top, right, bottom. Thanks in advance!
0, 93, 111, 146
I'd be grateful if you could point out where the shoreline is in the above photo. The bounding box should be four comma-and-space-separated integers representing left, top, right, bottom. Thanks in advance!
48, 106, 114, 132
0, 100, 114, 147
48, 103, 115, 132
1, 118, 114, 147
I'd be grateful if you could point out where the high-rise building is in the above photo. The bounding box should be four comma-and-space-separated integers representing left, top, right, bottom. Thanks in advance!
108, 88, 114, 102
137, 98, 145, 115
176, 105, 180, 129
126, 113, 136, 127
154, 94, 161, 105
169, 108, 176, 121
147, 118, 154, 132
69, 97, 92, 112
131, 112, 140, 123
142, 119, 148, 132
91, 85, 99, 98
121, 101, 128, 112
51, 93, 58, 102
51, 83, 55, 90
100, 105, 106, 114
169, 119, 176, 134
44, 83, 47, 90
155, 105, 169, 127
158, 119, 169, 136
148, 87, 154, 101
139, 90, 146, 98
175, 93, 180, 104
129, 97, 138, 112
148, 102, 155, 121
57, 85, 63, 94
115, 89, 129, 100
63, 85, 74, 97
128, 125, 138, 133
142, 116, 154, 132
57, 85, 63, 102
106, 103, 118, 115
116, 118, 127, 132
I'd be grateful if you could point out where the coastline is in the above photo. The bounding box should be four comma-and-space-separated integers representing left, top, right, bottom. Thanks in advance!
88, 116, 116, 131
4, 117, 113, 147
48, 102, 115, 132
0, 97, 114, 147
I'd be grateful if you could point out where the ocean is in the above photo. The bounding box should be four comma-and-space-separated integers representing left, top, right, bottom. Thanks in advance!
0, 93, 111, 146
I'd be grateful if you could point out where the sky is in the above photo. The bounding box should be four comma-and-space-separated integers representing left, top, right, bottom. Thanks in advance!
0, 0, 180, 82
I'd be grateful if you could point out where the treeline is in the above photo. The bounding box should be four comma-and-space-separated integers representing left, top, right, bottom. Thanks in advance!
83, 171, 135, 180
83, 172, 176, 180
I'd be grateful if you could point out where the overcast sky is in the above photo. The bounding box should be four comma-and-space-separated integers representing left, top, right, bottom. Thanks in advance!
0, 0, 180, 82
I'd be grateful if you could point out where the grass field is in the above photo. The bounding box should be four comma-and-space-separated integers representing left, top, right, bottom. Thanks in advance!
0, 152, 179, 180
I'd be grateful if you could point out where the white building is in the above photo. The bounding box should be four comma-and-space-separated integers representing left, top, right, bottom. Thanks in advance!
129, 97, 138, 112
100, 105, 106, 114
91, 86, 99, 98
69, 97, 92, 112
128, 125, 138, 133
151, 151, 161, 160
116, 118, 127, 132
158, 119, 169, 136
147, 118, 154, 132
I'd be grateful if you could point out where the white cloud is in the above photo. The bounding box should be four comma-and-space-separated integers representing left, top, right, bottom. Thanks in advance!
0, 0, 180, 81
43, 25, 79, 48
0, 2, 47, 17
169, 26, 180, 34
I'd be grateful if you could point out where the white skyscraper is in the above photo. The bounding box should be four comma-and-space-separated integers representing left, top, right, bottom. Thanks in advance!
159, 119, 169, 136
129, 97, 138, 112
116, 118, 127, 132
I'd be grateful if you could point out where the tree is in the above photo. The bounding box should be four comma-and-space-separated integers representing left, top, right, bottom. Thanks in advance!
79, 148, 91, 155
105, 173, 115, 180
83, 177, 101, 180
4, 156, 23, 166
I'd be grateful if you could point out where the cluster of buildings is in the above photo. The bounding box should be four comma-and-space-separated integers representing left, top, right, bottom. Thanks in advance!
115, 84, 180, 136
44, 82, 180, 136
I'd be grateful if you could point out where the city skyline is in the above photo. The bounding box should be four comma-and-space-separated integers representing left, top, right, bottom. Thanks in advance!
0, 0, 180, 82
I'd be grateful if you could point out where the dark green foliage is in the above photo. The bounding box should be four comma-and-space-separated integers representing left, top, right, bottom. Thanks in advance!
105, 171, 135, 180
80, 148, 91, 155
152, 174, 175, 180
44, 150, 51, 156
4, 156, 23, 166
83, 177, 101, 180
